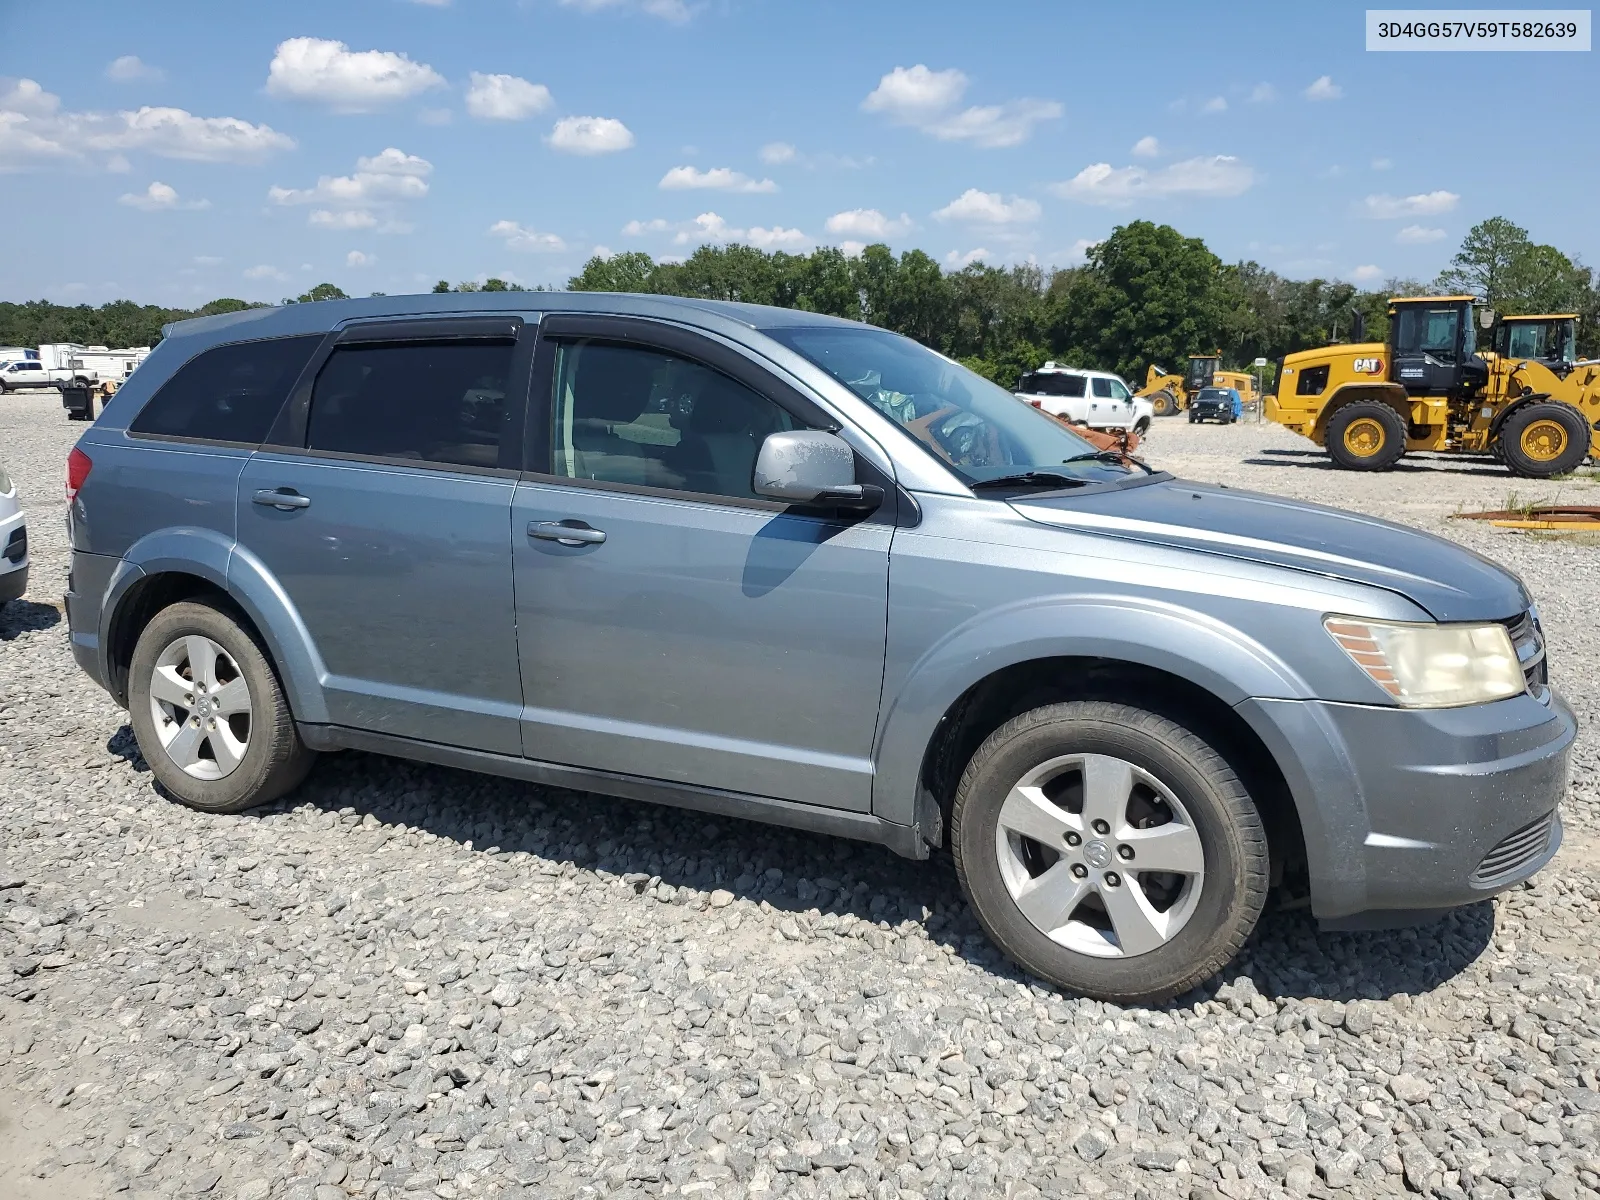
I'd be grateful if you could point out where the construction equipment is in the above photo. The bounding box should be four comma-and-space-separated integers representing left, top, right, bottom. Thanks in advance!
1135, 353, 1259, 417
1266, 297, 1600, 478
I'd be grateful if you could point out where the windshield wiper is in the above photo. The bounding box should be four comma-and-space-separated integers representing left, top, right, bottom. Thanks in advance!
970, 471, 1086, 490
1061, 450, 1154, 475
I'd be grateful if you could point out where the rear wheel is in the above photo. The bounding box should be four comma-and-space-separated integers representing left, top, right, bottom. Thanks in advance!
1499, 403, 1589, 478
1150, 390, 1178, 417
1326, 402, 1405, 471
129, 600, 315, 813
951, 701, 1268, 1003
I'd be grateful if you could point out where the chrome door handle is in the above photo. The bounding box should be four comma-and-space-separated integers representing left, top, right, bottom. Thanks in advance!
253, 489, 311, 511
529, 520, 605, 546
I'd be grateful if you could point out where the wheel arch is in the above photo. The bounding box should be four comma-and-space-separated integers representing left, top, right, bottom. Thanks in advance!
1311, 383, 1411, 442
1486, 392, 1558, 442
100, 530, 328, 721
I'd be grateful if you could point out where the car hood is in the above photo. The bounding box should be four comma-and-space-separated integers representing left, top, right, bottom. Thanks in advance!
1011, 479, 1528, 621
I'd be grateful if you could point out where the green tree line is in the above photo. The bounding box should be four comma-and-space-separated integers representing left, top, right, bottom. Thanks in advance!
4, 218, 1593, 383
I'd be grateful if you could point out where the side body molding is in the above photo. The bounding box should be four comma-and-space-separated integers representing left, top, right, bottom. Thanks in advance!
870, 596, 1316, 830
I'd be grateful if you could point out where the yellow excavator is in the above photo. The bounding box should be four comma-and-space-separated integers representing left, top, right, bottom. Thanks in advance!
1136, 353, 1260, 417
1266, 296, 1600, 477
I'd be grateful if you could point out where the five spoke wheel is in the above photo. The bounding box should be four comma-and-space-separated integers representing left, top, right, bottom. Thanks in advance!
148, 634, 253, 780
993, 751, 1205, 958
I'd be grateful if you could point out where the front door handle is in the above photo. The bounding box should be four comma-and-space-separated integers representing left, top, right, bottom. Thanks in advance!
529, 520, 606, 546
253, 488, 311, 511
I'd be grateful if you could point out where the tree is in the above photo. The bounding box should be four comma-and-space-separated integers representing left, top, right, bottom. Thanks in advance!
294, 282, 348, 304
1436, 217, 1533, 306
568, 251, 657, 294
431, 280, 451, 293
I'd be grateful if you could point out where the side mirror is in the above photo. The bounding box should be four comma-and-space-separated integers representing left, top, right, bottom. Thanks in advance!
753, 430, 883, 510
1478, 307, 1496, 330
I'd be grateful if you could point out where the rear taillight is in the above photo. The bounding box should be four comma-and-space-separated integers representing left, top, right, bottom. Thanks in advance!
66, 446, 93, 503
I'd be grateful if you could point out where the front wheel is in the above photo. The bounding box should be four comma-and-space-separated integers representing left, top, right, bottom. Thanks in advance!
951, 701, 1268, 1003
1498, 402, 1589, 478
1150, 390, 1177, 417
129, 600, 315, 813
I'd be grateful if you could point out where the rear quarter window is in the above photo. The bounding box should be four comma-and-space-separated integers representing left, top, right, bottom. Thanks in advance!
129, 335, 322, 444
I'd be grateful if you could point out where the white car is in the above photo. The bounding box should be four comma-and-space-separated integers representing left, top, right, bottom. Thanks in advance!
1015, 363, 1153, 434
0, 462, 26, 607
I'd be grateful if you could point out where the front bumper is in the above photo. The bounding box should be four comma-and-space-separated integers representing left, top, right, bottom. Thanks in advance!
1238, 689, 1573, 925
0, 561, 26, 604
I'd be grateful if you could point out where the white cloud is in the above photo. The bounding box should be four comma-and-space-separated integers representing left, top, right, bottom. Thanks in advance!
244, 264, 287, 281
464, 72, 552, 120
1249, 83, 1277, 103
193, 255, 224, 266
944, 248, 990, 268
310, 209, 378, 230
759, 141, 796, 165
1062, 237, 1101, 265
106, 56, 162, 83
662, 211, 808, 249
1362, 190, 1459, 218
1051, 155, 1256, 206
1202, 96, 1228, 114
346, 250, 375, 266
547, 115, 634, 155
118, 180, 208, 211
591, 244, 613, 259
1396, 224, 1447, 244
824, 208, 912, 238
0, 79, 295, 168
558, 0, 693, 21
1371, 157, 1392, 170
105, 153, 131, 173
489, 219, 568, 253
269, 148, 433, 223
1349, 264, 1384, 284
265, 37, 445, 112
622, 218, 670, 236
1131, 136, 1160, 158
862, 64, 1061, 148
1304, 75, 1342, 101
659, 165, 777, 193
839, 241, 867, 258
934, 189, 1041, 224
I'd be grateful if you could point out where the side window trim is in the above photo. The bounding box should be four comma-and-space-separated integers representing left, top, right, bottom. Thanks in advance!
265, 315, 535, 471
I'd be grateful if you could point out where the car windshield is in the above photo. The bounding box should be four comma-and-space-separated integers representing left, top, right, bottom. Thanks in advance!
766, 326, 1139, 487
1196, 388, 1230, 401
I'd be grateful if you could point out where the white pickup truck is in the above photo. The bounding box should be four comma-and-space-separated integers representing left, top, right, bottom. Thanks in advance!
0, 359, 95, 393
1015, 363, 1153, 434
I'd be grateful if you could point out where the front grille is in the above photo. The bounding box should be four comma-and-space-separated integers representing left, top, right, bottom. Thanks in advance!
1503, 610, 1548, 695
1471, 811, 1557, 888
2, 525, 24, 564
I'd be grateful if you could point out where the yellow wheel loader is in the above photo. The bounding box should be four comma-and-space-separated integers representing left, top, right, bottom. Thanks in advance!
1265, 297, 1600, 478
1136, 354, 1259, 417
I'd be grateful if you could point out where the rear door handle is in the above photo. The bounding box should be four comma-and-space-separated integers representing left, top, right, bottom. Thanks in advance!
253, 488, 311, 511
529, 520, 605, 546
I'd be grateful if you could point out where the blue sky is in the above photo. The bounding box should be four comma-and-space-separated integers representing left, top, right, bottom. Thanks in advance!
2, 0, 1594, 306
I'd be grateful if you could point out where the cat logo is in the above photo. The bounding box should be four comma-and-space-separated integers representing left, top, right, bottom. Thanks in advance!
1352, 357, 1384, 374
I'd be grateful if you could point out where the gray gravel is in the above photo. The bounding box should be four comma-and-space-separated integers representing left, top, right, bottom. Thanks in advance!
1, 390, 1598, 1200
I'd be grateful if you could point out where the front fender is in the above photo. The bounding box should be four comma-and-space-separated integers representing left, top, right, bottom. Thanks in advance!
871, 595, 1314, 827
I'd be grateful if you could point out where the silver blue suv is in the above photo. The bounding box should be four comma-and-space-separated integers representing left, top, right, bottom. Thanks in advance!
62, 293, 1573, 1003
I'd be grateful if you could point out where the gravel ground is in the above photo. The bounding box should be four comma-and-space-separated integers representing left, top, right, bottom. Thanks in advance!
1, 390, 1598, 1200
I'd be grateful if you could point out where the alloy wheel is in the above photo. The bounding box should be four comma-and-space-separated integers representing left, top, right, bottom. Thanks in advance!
993, 752, 1206, 958
147, 634, 253, 780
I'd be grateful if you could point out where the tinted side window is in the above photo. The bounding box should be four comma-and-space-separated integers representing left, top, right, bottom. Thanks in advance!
1090, 377, 1114, 398
1026, 374, 1086, 398
130, 335, 321, 444
307, 340, 514, 469
549, 339, 799, 500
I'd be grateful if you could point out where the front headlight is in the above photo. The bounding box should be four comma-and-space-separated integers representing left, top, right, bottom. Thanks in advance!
1324, 616, 1524, 708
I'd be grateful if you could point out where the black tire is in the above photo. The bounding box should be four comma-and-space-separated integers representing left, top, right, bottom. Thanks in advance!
1150, 390, 1178, 418
1325, 402, 1405, 471
1135, 418, 1150, 436
1498, 403, 1590, 478
129, 600, 314, 813
1188, 414, 1197, 424
951, 701, 1268, 1004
